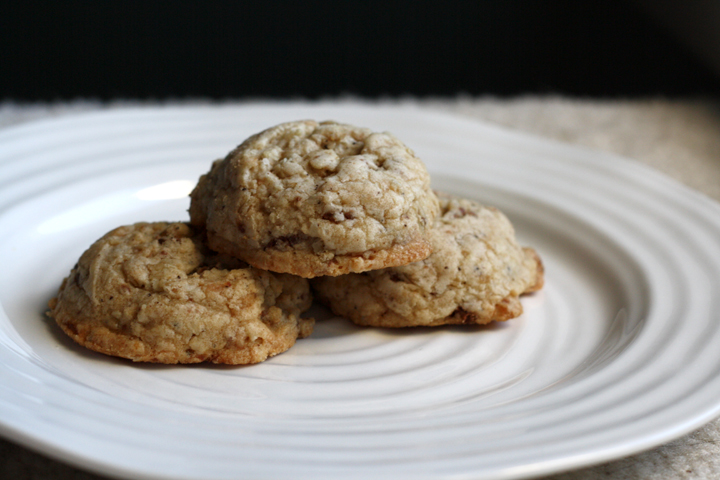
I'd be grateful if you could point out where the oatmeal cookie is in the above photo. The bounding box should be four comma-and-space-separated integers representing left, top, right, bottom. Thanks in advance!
312, 194, 543, 327
189, 120, 440, 278
47, 222, 314, 364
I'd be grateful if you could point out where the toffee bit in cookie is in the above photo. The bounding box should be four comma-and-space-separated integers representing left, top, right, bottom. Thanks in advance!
311, 194, 543, 328
189, 120, 440, 278
47, 222, 314, 364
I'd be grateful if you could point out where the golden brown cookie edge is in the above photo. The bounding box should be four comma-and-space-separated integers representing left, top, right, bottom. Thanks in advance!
208, 234, 433, 278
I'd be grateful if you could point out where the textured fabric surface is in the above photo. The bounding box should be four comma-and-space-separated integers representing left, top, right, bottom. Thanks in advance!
1, 98, 719, 480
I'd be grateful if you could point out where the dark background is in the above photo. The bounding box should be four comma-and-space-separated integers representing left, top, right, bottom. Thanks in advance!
2, 0, 719, 101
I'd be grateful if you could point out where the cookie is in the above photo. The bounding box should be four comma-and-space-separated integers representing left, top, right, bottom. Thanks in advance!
312, 194, 543, 327
189, 120, 440, 278
47, 222, 314, 364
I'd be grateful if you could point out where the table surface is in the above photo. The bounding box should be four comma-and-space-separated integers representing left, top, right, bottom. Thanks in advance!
1, 97, 719, 480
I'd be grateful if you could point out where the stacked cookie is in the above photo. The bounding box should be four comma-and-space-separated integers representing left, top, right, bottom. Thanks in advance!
48, 120, 543, 365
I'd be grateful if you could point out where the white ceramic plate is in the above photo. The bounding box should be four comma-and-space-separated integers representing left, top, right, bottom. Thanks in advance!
1, 104, 720, 480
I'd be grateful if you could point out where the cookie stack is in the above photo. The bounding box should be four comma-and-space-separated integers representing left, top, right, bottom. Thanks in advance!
47, 120, 543, 365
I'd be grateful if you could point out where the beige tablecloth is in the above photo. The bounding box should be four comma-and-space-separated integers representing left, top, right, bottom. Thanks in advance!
1, 97, 719, 480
